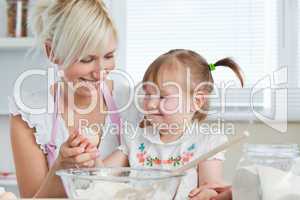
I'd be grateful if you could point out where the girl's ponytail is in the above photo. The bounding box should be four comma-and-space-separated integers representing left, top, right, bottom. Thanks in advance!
214, 57, 244, 87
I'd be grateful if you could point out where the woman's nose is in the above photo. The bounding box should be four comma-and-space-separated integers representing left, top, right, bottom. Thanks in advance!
91, 70, 100, 81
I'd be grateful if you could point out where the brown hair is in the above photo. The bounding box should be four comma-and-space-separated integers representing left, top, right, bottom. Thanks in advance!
141, 49, 244, 125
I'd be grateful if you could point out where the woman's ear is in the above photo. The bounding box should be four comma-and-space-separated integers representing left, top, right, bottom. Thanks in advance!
192, 90, 206, 112
44, 40, 59, 64
44, 40, 52, 59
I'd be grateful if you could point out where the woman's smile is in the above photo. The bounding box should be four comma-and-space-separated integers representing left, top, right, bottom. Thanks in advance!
77, 77, 100, 87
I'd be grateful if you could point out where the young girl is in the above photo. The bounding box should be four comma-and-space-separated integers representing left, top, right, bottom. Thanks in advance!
95, 49, 244, 200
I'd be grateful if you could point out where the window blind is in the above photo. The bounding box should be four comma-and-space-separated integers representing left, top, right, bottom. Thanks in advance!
288, 0, 300, 120
125, 0, 279, 110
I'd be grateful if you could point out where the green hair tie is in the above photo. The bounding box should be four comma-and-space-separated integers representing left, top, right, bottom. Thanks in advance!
208, 63, 216, 71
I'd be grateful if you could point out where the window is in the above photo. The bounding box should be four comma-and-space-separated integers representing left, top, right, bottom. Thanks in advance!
288, 0, 300, 120
110, 0, 300, 121
126, 0, 278, 85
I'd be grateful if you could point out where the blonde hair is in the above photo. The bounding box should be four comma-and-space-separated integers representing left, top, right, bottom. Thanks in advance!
141, 49, 244, 125
30, 0, 117, 68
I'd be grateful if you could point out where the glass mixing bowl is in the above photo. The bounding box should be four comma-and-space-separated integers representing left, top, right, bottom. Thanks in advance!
56, 167, 185, 200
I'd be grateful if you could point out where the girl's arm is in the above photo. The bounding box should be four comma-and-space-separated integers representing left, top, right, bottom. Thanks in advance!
188, 160, 226, 200
10, 115, 66, 198
96, 150, 129, 167
197, 160, 225, 185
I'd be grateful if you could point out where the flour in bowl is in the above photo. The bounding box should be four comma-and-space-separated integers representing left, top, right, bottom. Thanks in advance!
75, 181, 175, 200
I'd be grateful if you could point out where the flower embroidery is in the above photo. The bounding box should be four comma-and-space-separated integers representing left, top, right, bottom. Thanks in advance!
137, 152, 146, 163
138, 143, 145, 152
188, 144, 196, 151
182, 152, 194, 163
136, 143, 197, 167
169, 156, 182, 167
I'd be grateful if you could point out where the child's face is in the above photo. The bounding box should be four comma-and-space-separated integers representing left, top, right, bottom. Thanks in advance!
143, 69, 194, 133
63, 36, 117, 97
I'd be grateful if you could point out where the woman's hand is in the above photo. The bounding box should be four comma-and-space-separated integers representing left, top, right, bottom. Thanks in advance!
55, 130, 99, 169
0, 192, 17, 200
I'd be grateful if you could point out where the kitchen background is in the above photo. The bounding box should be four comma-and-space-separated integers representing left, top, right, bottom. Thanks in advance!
0, 0, 300, 196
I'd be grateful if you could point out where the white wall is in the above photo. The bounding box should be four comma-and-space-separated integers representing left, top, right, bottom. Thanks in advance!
0, 116, 17, 194
0, 116, 14, 172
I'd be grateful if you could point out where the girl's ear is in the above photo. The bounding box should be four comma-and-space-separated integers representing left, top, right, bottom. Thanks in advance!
191, 90, 206, 112
44, 40, 60, 64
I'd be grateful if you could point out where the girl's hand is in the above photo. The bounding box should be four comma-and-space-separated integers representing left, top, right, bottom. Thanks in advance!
95, 158, 105, 167
55, 130, 98, 169
211, 186, 232, 200
189, 182, 232, 200
189, 187, 218, 200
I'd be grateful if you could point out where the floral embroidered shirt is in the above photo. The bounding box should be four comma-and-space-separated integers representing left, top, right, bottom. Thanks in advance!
117, 123, 228, 199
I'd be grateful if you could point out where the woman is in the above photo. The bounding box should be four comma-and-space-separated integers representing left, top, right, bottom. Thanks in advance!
9, 0, 137, 198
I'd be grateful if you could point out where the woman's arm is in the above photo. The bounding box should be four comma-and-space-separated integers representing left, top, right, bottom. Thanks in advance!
10, 115, 98, 198
10, 115, 66, 198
